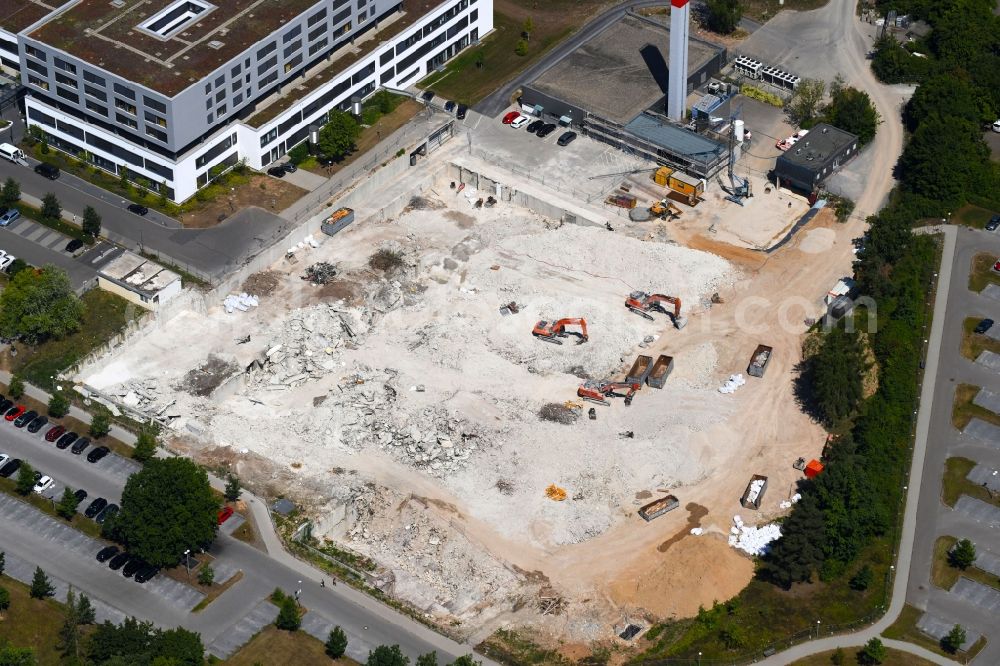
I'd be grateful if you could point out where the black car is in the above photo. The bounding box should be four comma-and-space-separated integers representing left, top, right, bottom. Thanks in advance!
134, 565, 159, 584
96, 545, 119, 563
108, 552, 132, 570
65, 239, 84, 253
13, 410, 37, 428
0, 458, 21, 478
0, 398, 11, 415
526, 119, 544, 134
421, 90, 434, 103
70, 437, 90, 454
988, 215, 1000, 232
84, 497, 108, 518
267, 166, 286, 178
557, 131, 577, 146
96, 504, 119, 525
444, 100, 456, 113
2, 403, 17, 418
56, 431, 79, 449
974, 318, 994, 334
34, 163, 60, 180
87, 446, 110, 463
127, 203, 149, 216
27, 415, 48, 433
74, 488, 88, 503
536, 123, 558, 138
282, 163, 297, 173
456, 104, 468, 120
122, 558, 146, 578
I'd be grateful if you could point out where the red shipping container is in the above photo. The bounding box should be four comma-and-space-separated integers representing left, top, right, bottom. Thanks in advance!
804, 460, 824, 478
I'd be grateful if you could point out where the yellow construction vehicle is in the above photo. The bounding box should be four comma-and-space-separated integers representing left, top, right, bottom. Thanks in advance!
650, 199, 682, 220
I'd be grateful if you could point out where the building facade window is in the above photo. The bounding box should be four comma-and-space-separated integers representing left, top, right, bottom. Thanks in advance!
116, 113, 138, 129
86, 99, 108, 116
54, 57, 76, 74
144, 96, 167, 113
56, 86, 79, 103
25, 45, 46, 61
83, 70, 106, 86
85, 84, 106, 101
113, 83, 135, 100
27, 74, 49, 90
25, 59, 47, 75
55, 72, 77, 87
115, 98, 137, 115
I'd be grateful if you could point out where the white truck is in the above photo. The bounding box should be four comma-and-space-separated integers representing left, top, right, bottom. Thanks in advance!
0, 143, 26, 164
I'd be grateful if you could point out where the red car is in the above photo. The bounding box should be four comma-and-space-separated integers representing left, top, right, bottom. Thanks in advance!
4, 405, 25, 421
45, 425, 66, 442
501, 111, 519, 124
218, 506, 234, 525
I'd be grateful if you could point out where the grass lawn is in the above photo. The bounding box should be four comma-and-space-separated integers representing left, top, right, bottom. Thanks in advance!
883, 604, 986, 661
790, 646, 936, 665
968, 253, 1000, 292
931, 536, 1000, 592
0, 477, 102, 538
0, 575, 68, 665
1, 289, 144, 391
959, 317, 1000, 361
951, 383, 1000, 430
952, 204, 997, 230
941, 457, 999, 508
224, 625, 358, 665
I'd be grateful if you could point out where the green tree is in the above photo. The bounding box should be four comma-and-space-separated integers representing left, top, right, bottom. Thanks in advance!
57, 487, 81, 519
449, 656, 480, 666
821, 79, 881, 145
514, 39, 528, 56
897, 116, 990, 212
830, 647, 844, 665
48, 393, 70, 418
116, 458, 219, 567
0, 265, 85, 343
941, 624, 966, 654
367, 645, 409, 666
159, 182, 169, 207
857, 638, 886, 665
154, 627, 204, 665
0, 586, 9, 613
809, 327, 867, 427
949, 538, 976, 569
870, 34, 930, 84
522, 16, 533, 38
76, 593, 95, 625
16, 461, 36, 496
224, 475, 241, 502
474, 50, 484, 69
119, 165, 130, 191
7, 375, 24, 399
82, 206, 101, 238
133, 425, 159, 462
1, 177, 20, 208
60, 588, 84, 662
705, 0, 742, 34
197, 565, 214, 586
0, 644, 36, 665
6, 258, 29, 277
416, 654, 438, 666
85, 617, 156, 663
849, 564, 873, 591
274, 596, 301, 631
903, 74, 986, 133
41, 192, 61, 220
325, 626, 348, 659
317, 111, 361, 161
89, 412, 111, 438
29, 566, 54, 599
787, 78, 826, 125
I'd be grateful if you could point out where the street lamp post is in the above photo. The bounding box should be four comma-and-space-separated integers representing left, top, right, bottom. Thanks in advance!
816, 620, 821, 638
183, 549, 191, 580
697, 651, 702, 666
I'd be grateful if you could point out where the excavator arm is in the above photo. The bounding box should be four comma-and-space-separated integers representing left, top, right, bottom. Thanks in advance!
577, 380, 639, 405
647, 294, 681, 319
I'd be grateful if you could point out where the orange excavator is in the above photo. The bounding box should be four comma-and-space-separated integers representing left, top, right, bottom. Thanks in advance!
625, 291, 687, 328
577, 379, 640, 406
532, 318, 589, 345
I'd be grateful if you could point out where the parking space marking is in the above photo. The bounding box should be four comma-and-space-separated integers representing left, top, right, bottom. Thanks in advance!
219, 513, 245, 536
975, 549, 1000, 578
206, 600, 278, 659
954, 495, 1000, 527
951, 577, 1000, 614
23, 225, 48, 242
916, 611, 981, 649
7, 220, 32, 236
962, 418, 1000, 449
38, 230, 63, 247
967, 464, 1000, 493
212, 560, 240, 585
975, 350, 1000, 371
94, 452, 141, 482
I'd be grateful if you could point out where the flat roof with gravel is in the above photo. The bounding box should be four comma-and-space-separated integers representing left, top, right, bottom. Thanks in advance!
528, 13, 721, 125
0, 0, 67, 34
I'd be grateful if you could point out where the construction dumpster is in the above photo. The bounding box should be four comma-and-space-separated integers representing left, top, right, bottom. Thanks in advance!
804, 459, 824, 478
638, 494, 679, 521
647, 354, 674, 389
625, 355, 653, 386
653, 166, 674, 186
607, 193, 637, 209
740, 474, 768, 510
321, 207, 354, 236
747, 344, 773, 378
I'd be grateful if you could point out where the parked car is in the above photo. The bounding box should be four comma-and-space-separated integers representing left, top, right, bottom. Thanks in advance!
27, 415, 48, 433
127, 203, 149, 216
282, 163, 297, 173
510, 115, 530, 129
0, 453, 8, 469
56, 431, 79, 450
33, 475, 53, 493
421, 90, 434, 103
987, 215, 1000, 232
267, 166, 286, 178
975, 318, 995, 334
34, 163, 60, 180
218, 506, 234, 525
0, 458, 21, 477
84, 497, 108, 518
0, 398, 13, 415
5, 405, 25, 421
122, 558, 146, 578
456, 104, 468, 120
87, 446, 111, 463
108, 552, 132, 570
526, 120, 544, 134
536, 123, 557, 138
993, 119, 1000, 133
65, 239, 84, 253
0, 208, 19, 226
557, 131, 578, 146
96, 545, 120, 563
45, 425, 66, 442
444, 100, 456, 113
71, 437, 90, 455
0, 254, 14, 272
501, 111, 520, 124
96, 503, 119, 524
134, 565, 159, 584
74, 488, 88, 503
14, 410, 38, 428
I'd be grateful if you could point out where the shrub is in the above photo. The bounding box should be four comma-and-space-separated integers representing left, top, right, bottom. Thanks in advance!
740, 84, 783, 107
48, 393, 70, 418
7, 375, 24, 399
515, 39, 528, 56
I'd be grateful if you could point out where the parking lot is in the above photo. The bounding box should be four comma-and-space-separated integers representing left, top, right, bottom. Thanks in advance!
0, 212, 105, 291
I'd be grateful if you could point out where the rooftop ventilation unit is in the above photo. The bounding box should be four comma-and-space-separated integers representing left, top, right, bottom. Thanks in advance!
207, 40, 224, 49
110, 0, 125, 8
137, 0, 215, 40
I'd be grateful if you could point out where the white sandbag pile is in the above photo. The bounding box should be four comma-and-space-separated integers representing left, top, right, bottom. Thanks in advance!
719, 373, 746, 394
224, 293, 259, 314
779, 493, 802, 510
727, 515, 781, 555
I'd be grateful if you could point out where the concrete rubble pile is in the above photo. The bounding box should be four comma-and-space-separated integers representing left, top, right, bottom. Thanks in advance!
112, 378, 175, 419
728, 515, 782, 555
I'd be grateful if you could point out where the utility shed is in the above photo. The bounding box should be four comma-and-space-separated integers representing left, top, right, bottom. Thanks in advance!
774, 123, 859, 192
97, 249, 182, 310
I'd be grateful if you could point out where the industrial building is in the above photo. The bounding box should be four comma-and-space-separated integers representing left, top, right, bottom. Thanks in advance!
518, 12, 729, 179
773, 123, 859, 192
3, 0, 491, 201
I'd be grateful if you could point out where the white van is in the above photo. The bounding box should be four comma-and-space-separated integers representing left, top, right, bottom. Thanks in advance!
0, 143, 26, 163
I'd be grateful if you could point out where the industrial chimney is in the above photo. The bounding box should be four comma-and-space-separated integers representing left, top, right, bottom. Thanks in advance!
667, 0, 690, 121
